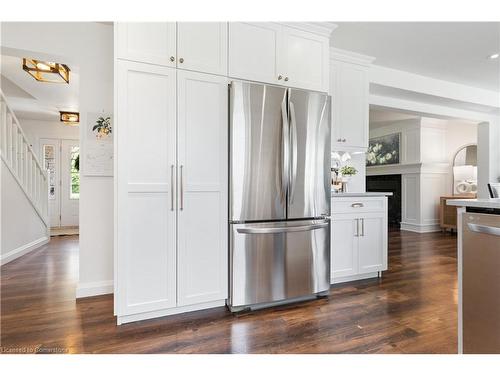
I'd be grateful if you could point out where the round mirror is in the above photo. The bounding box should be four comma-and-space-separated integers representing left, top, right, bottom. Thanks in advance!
452, 144, 477, 195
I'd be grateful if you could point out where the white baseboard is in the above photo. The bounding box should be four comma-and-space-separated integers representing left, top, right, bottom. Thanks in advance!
116, 300, 226, 325
0, 236, 49, 266
76, 280, 114, 299
400, 222, 441, 233
331, 271, 380, 284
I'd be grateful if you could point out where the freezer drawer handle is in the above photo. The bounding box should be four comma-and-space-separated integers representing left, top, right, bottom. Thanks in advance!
351, 203, 364, 208
467, 223, 500, 237
237, 222, 329, 234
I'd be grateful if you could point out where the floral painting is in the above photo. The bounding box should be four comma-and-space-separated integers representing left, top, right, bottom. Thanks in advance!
92, 116, 112, 140
366, 133, 400, 166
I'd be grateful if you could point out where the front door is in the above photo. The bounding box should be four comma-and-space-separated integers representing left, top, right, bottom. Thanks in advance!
40, 138, 79, 228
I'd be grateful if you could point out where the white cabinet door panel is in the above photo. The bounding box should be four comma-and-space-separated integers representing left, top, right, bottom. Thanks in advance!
229, 22, 281, 84
116, 60, 177, 315
126, 193, 176, 310
331, 61, 368, 149
281, 27, 328, 91
177, 70, 228, 306
177, 22, 227, 75
116, 22, 176, 67
358, 213, 387, 274
331, 214, 359, 279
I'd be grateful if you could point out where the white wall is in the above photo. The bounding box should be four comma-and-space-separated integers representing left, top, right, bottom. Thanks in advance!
1, 161, 48, 265
1, 22, 114, 296
19, 119, 79, 159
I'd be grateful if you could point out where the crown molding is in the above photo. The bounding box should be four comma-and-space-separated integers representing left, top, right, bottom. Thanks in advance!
330, 47, 376, 66
278, 22, 338, 38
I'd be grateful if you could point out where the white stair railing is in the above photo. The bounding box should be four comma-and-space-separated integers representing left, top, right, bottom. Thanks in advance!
0, 90, 49, 229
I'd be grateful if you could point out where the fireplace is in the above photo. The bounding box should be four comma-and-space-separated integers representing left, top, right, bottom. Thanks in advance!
366, 174, 402, 228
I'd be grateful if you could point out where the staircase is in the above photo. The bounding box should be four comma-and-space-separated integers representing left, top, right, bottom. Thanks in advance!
1, 90, 49, 230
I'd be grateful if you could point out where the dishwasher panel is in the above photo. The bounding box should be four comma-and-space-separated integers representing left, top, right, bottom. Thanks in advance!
463, 212, 500, 354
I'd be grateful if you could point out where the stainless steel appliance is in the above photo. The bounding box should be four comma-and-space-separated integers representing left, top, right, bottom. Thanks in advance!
228, 81, 331, 311
463, 210, 500, 353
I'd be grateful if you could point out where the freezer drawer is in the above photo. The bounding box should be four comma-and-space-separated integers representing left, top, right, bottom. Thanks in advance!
463, 212, 500, 353
229, 219, 330, 309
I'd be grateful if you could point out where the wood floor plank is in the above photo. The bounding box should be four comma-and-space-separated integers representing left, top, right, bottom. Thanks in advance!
0, 231, 458, 353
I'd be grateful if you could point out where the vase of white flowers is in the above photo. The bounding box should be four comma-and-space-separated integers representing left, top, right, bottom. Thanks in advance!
339, 165, 357, 192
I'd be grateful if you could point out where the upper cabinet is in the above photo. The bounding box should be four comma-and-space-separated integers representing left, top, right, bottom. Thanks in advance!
330, 48, 375, 151
228, 22, 281, 85
116, 22, 177, 67
229, 22, 331, 92
116, 22, 228, 75
281, 27, 329, 92
177, 22, 228, 76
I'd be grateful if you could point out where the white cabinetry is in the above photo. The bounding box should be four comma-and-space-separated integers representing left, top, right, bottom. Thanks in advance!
229, 22, 330, 91
177, 22, 228, 75
116, 61, 177, 316
176, 70, 228, 307
331, 196, 388, 284
116, 22, 177, 67
115, 60, 228, 324
116, 22, 228, 75
330, 48, 374, 151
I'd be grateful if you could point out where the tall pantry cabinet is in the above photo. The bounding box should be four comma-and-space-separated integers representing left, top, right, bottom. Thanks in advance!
115, 23, 228, 324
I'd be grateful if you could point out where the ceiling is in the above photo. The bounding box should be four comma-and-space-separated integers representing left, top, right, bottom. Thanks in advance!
331, 22, 500, 91
1, 54, 79, 121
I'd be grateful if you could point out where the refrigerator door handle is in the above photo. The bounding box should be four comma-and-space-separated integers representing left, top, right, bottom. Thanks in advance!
237, 221, 329, 234
281, 92, 289, 204
289, 100, 298, 204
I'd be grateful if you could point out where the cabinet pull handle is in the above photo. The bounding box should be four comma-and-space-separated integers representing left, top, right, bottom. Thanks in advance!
284, 77, 289, 82
351, 203, 364, 208
342, 138, 346, 142
170, 165, 174, 211
354, 219, 359, 237
361, 218, 364, 237
179, 57, 184, 63
169, 56, 175, 62
337, 138, 342, 142
180, 165, 184, 211
278, 75, 283, 80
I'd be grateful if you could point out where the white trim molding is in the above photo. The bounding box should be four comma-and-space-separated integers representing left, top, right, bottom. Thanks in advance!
281, 22, 338, 38
116, 299, 226, 325
76, 280, 114, 299
400, 222, 441, 233
1, 236, 49, 266
330, 47, 376, 66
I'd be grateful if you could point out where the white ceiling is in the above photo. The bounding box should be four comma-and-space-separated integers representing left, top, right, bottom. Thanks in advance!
331, 22, 500, 91
1, 54, 79, 121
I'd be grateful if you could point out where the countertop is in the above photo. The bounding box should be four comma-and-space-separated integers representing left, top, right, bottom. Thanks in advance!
447, 198, 500, 209
331, 192, 393, 198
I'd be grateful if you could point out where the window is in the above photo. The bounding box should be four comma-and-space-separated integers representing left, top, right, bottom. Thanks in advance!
43, 144, 56, 200
70, 146, 80, 200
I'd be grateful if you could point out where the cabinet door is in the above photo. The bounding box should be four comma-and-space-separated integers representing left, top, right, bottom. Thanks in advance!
228, 22, 282, 84
116, 61, 177, 316
177, 70, 228, 307
281, 27, 329, 91
331, 214, 359, 280
358, 213, 387, 274
331, 61, 368, 149
177, 22, 227, 76
116, 22, 176, 67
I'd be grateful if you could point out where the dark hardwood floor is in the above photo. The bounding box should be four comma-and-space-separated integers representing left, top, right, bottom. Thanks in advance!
0, 230, 458, 354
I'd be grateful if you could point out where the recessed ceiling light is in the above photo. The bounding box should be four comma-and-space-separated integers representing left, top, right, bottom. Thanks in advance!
489, 53, 499, 59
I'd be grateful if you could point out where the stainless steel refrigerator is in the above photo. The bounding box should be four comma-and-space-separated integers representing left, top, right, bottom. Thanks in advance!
228, 81, 331, 311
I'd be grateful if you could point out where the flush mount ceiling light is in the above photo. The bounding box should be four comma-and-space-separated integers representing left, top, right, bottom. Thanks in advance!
60, 111, 79, 126
488, 53, 499, 60
22, 58, 70, 84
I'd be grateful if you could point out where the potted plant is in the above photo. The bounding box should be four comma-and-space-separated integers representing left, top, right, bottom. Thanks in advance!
339, 165, 357, 192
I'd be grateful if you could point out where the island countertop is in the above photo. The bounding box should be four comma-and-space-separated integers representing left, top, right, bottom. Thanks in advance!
331, 192, 393, 198
447, 198, 500, 209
